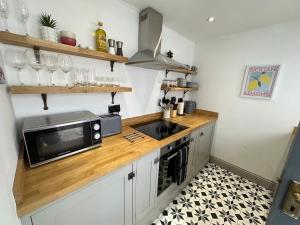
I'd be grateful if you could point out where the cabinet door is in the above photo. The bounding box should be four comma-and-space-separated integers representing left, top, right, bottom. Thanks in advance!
193, 123, 214, 173
187, 131, 198, 181
134, 150, 159, 224
31, 164, 133, 225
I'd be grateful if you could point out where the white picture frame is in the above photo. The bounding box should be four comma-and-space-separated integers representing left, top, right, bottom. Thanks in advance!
240, 64, 281, 100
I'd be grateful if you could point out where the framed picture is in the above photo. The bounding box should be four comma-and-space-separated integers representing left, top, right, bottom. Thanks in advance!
240, 64, 281, 100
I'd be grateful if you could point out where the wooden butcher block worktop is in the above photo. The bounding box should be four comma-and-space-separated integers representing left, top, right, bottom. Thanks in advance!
13, 109, 218, 217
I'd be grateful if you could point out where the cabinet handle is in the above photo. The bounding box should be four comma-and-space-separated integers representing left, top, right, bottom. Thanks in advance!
128, 172, 136, 180
154, 157, 160, 164
200, 132, 204, 136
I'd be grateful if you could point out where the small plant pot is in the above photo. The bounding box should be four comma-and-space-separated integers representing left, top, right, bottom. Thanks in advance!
40, 26, 58, 42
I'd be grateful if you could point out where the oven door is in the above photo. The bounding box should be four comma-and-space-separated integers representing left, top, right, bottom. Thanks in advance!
157, 150, 179, 196
24, 122, 93, 167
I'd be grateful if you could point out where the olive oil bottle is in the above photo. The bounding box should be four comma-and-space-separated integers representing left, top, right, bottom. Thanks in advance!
95, 22, 107, 52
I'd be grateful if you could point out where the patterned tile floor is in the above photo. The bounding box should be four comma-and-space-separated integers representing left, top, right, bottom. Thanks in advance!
152, 163, 273, 225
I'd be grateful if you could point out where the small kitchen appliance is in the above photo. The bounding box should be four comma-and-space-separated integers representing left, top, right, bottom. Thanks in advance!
23, 111, 102, 168
99, 114, 122, 137
184, 101, 197, 114
99, 104, 122, 137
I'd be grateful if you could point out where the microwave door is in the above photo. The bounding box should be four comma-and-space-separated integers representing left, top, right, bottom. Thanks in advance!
24, 122, 92, 167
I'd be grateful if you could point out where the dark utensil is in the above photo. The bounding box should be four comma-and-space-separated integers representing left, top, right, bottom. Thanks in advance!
162, 97, 166, 105
165, 99, 170, 105
170, 97, 176, 105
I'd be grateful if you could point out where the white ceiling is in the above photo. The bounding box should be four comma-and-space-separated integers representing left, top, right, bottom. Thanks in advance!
122, 0, 300, 42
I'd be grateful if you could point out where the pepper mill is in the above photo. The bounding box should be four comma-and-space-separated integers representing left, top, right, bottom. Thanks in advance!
116, 41, 123, 56
108, 39, 116, 55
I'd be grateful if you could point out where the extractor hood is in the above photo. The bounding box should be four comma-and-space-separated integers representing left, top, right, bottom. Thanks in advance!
126, 7, 186, 70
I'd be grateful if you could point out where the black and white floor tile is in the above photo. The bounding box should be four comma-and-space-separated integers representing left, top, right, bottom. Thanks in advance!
152, 163, 273, 225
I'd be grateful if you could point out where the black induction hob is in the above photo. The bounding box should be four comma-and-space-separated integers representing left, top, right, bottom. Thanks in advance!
132, 119, 188, 140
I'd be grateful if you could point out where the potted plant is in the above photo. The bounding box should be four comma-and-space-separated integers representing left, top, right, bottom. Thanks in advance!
39, 13, 58, 42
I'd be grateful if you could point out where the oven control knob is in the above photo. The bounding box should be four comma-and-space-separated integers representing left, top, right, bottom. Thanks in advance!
93, 123, 100, 131
94, 132, 101, 140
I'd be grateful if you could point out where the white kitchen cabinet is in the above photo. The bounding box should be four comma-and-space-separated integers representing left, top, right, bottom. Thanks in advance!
26, 164, 133, 225
188, 122, 215, 179
134, 149, 160, 225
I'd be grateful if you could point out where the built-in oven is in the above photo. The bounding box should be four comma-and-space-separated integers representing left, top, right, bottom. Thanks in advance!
157, 135, 190, 196
23, 111, 102, 168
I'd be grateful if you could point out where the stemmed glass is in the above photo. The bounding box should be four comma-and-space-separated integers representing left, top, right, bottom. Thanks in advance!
5, 49, 27, 85
72, 68, 81, 86
58, 54, 73, 87
0, 0, 8, 31
26, 50, 44, 86
44, 53, 58, 86
17, 0, 29, 35
89, 68, 96, 86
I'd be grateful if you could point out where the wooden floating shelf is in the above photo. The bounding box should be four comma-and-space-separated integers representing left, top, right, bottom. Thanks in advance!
166, 68, 197, 75
0, 31, 128, 63
161, 86, 199, 92
10, 86, 132, 110
10, 86, 132, 94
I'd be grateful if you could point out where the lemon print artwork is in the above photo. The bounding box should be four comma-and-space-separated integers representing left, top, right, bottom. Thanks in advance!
247, 72, 272, 92
241, 65, 280, 99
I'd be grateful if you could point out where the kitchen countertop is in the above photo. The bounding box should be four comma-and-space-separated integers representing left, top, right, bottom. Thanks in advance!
13, 110, 218, 217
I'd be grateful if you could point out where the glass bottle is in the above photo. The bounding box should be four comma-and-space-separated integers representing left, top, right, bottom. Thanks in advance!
95, 22, 107, 52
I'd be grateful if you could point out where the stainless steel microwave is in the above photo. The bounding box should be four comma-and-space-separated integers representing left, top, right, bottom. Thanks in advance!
23, 111, 102, 168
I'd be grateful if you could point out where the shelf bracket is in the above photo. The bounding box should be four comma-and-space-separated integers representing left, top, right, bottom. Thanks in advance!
111, 92, 117, 104
165, 70, 170, 78
183, 90, 189, 98
110, 61, 115, 72
163, 90, 169, 97
41, 93, 49, 110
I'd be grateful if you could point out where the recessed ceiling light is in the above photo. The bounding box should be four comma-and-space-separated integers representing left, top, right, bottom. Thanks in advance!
207, 17, 215, 23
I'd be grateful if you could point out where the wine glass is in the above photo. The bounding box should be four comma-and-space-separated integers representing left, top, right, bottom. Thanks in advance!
72, 68, 80, 86
5, 49, 27, 85
26, 49, 44, 86
17, 0, 29, 35
89, 68, 96, 86
58, 54, 73, 87
44, 53, 58, 86
0, 0, 8, 31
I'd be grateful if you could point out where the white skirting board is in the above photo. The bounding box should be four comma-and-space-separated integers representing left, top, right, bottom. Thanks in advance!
209, 156, 277, 192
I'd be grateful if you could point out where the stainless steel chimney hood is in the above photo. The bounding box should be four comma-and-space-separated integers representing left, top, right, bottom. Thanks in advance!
126, 7, 186, 70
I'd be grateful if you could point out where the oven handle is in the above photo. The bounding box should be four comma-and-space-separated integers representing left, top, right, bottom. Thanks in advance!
167, 152, 178, 161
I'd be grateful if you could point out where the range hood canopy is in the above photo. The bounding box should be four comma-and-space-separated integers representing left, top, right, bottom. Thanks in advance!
126, 7, 186, 70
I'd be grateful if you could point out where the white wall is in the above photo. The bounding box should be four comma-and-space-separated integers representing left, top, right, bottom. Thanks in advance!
2, 0, 195, 131
0, 85, 20, 225
192, 20, 300, 181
